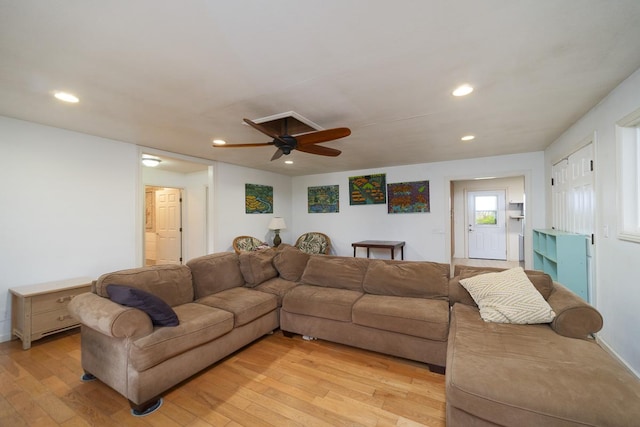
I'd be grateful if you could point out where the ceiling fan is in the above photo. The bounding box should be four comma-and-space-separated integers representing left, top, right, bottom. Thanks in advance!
213, 118, 351, 161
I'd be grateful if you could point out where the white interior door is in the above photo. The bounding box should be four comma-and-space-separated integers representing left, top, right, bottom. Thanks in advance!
552, 143, 594, 235
156, 188, 182, 264
552, 142, 594, 301
467, 190, 507, 260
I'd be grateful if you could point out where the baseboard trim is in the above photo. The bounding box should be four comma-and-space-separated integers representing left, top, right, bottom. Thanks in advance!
596, 335, 640, 379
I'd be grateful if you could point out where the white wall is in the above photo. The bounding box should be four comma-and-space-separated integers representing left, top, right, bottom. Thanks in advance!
0, 117, 139, 341
0, 117, 289, 343
213, 162, 293, 252
292, 152, 544, 264
545, 67, 640, 376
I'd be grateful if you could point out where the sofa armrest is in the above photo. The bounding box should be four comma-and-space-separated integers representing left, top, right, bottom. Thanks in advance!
68, 292, 154, 338
547, 283, 603, 339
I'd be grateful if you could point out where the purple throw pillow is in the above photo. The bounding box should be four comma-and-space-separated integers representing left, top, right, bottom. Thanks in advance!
106, 284, 179, 327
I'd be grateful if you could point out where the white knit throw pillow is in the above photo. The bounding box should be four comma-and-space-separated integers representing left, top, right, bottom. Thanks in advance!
459, 267, 556, 324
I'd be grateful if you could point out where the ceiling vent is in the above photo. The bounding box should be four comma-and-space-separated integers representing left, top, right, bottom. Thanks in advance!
247, 111, 323, 135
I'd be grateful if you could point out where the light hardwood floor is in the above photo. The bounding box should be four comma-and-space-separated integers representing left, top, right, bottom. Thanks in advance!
0, 330, 446, 426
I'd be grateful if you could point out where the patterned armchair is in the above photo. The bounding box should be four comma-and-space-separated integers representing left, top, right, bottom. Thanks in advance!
232, 236, 269, 254
294, 232, 331, 255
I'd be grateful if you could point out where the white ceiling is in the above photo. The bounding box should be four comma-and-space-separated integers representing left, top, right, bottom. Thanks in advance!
2, 1, 640, 176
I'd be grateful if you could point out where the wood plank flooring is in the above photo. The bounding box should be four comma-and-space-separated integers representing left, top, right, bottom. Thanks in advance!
0, 330, 446, 426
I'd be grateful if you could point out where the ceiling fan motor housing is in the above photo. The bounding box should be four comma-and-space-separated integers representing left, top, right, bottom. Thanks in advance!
275, 136, 297, 154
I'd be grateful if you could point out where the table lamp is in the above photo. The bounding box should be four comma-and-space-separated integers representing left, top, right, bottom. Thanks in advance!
268, 217, 286, 247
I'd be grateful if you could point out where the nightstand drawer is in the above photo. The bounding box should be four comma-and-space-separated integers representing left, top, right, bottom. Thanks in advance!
32, 308, 78, 334
32, 286, 91, 314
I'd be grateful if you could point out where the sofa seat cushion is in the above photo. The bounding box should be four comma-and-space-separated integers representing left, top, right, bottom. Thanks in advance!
352, 295, 449, 341
282, 284, 363, 322
196, 287, 277, 326
130, 303, 233, 372
447, 303, 640, 427
253, 277, 299, 306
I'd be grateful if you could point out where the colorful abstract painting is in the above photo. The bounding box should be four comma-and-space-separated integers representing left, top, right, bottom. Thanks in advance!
349, 173, 386, 205
245, 183, 273, 214
308, 185, 339, 213
387, 180, 430, 213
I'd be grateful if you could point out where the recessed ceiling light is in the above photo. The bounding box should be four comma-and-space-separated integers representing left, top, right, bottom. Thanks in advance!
474, 176, 496, 180
284, 160, 293, 164
212, 139, 226, 145
452, 84, 474, 97
54, 91, 79, 103
461, 135, 475, 141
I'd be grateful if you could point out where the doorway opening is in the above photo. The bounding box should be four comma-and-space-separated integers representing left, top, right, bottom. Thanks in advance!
451, 175, 526, 270
145, 186, 183, 266
139, 148, 213, 267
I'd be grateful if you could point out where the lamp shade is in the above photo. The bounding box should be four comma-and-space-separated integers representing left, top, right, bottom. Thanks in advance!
268, 217, 286, 230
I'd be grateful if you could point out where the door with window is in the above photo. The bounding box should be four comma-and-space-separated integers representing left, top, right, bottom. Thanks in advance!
467, 190, 507, 260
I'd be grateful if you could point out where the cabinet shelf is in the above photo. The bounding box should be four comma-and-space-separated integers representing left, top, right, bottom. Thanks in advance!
532, 229, 588, 301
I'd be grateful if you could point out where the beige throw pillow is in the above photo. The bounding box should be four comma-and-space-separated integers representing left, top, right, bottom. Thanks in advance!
459, 267, 556, 324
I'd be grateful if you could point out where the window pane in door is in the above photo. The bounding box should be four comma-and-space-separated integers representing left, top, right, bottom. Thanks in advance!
475, 196, 497, 225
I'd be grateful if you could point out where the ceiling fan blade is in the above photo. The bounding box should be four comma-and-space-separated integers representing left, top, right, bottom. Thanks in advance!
297, 144, 342, 157
244, 118, 288, 144
212, 142, 273, 148
295, 127, 351, 145
270, 148, 284, 161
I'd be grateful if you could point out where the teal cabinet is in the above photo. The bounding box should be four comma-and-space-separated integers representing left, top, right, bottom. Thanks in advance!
533, 229, 589, 301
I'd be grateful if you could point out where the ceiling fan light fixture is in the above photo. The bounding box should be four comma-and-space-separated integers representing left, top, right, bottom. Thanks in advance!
142, 157, 162, 167
452, 84, 474, 97
212, 139, 226, 145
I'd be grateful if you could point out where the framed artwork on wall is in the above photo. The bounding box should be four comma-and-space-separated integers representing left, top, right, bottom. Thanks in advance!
387, 180, 430, 213
308, 185, 339, 213
349, 173, 386, 205
245, 183, 273, 214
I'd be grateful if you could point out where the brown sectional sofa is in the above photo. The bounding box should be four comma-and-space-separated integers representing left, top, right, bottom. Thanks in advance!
68, 246, 640, 424
279, 254, 450, 369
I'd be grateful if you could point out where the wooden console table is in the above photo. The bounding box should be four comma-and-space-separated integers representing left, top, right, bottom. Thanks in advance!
10, 277, 93, 349
352, 240, 405, 260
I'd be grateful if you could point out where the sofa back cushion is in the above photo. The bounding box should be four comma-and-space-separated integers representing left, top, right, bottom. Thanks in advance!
273, 244, 310, 282
449, 266, 553, 307
94, 264, 193, 307
363, 260, 450, 299
300, 255, 369, 291
186, 252, 245, 298
238, 248, 278, 287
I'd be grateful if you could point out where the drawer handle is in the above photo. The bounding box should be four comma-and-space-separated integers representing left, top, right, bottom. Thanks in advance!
57, 314, 73, 321
57, 296, 73, 303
